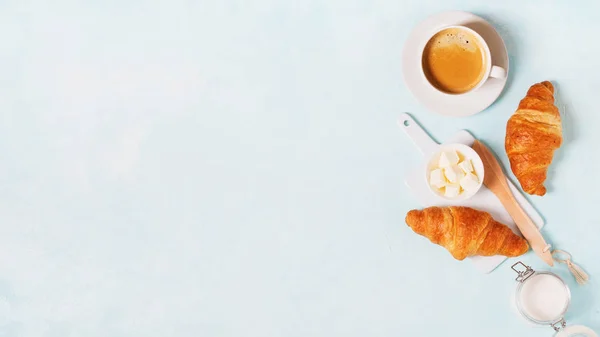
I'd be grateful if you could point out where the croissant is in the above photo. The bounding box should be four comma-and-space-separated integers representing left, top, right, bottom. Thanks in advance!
505, 81, 562, 196
405, 206, 529, 260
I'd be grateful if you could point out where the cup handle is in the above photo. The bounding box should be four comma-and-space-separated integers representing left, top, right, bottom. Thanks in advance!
490, 65, 507, 79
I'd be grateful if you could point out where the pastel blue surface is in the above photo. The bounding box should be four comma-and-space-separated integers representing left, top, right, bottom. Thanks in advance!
1, 0, 599, 336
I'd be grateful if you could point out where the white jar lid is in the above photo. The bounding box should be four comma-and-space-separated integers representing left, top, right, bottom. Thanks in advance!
555, 324, 597, 337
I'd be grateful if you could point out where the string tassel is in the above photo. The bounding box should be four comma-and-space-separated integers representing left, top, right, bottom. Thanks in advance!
552, 249, 589, 285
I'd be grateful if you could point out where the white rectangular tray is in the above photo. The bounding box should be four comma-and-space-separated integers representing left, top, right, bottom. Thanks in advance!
399, 113, 544, 273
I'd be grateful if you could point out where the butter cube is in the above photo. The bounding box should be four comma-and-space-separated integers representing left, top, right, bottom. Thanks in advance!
460, 172, 480, 192
458, 159, 474, 174
444, 184, 461, 198
429, 168, 446, 189
444, 165, 465, 184
439, 150, 460, 168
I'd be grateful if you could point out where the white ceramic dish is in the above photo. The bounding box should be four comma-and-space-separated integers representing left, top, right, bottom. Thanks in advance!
425, 143, 484, 201
402, 11, 509, 117
399, 113, 544, 274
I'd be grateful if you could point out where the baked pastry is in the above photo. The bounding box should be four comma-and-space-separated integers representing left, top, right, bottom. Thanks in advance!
505, 81, 562, 196
405, 206, 529, 260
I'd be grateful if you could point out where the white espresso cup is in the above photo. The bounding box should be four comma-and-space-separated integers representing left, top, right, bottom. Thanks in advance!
421, 25, 507, 95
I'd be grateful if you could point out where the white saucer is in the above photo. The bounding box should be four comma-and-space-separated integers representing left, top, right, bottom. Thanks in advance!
402, 11, 509, 117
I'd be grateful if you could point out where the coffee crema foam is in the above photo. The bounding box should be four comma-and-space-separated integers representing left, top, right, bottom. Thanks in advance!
422, 27, 487, 94
430, 30, 479, 52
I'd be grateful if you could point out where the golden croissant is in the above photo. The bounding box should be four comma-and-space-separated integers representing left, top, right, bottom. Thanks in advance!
405, 206, 529, 260
505, 81, 562, 196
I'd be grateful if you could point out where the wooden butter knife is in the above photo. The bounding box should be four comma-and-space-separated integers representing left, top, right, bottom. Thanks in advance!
472, 140, 554, 266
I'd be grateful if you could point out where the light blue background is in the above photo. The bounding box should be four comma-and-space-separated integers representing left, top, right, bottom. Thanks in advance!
1, 0, 599, 336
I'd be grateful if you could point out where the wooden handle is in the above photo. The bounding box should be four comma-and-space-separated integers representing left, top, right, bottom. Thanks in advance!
495, 189, 554, 266
472, 140, 554, 266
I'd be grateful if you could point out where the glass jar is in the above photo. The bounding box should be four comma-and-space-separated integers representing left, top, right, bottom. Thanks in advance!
511, 262, 597, 337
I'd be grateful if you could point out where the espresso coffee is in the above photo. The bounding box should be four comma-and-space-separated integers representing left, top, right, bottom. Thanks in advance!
422, 27, 487, 94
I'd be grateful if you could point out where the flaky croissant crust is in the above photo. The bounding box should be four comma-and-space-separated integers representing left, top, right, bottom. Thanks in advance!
505, 81, 562, 196
405, 206, 529, 260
